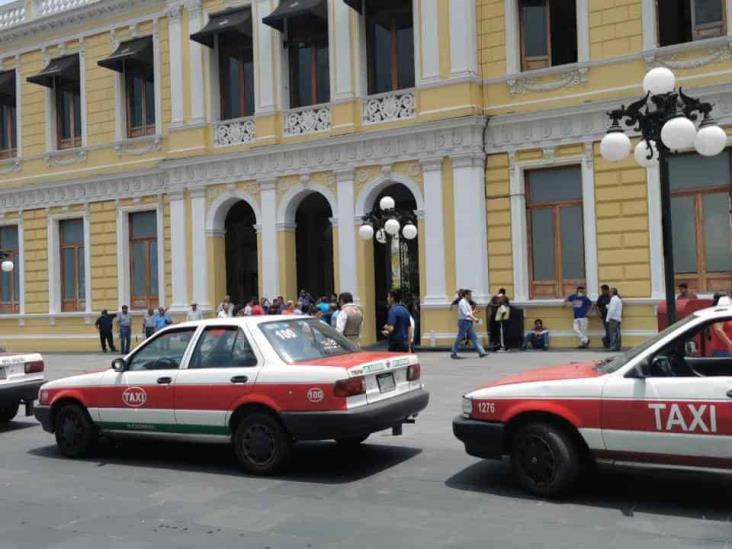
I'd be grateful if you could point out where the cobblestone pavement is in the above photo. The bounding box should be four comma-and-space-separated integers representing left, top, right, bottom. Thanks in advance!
0, 351, 730, 549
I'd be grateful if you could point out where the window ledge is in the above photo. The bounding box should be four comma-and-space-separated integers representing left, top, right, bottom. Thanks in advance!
113, 134, 162, 157
45, 147, 87, 167
644, 36, 732, 69
0, 156, 21, 174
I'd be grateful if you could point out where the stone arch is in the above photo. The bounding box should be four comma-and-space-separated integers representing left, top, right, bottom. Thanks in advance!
277, 182, 338, 226
355, 171, 424, 218
206, 191, 261, 234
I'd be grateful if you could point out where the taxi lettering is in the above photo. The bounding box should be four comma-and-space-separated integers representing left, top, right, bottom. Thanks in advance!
122, 387, 147, 408
648, 402, 718, 433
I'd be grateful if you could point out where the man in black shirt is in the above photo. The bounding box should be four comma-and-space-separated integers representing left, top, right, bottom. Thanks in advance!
595, 284, 611, 349
94, 309, 117, 353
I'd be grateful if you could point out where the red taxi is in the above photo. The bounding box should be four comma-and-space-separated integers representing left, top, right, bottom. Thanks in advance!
34, 316, 428, 474
454, 306, 731, 497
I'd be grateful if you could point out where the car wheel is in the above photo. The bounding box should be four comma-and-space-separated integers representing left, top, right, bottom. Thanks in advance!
53, 403, 97, 458
233, 413, 292, 475
335, 434, 369, 450
510, 422, 580, 498
0, 403, 19, 423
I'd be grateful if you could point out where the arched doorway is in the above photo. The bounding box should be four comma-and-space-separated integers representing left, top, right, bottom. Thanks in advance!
295, 193, 334, 301
373, 183, 420, 342
225, 201, 258, 307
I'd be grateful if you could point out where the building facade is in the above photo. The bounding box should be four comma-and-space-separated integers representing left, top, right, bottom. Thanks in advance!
0, 0, 729, 351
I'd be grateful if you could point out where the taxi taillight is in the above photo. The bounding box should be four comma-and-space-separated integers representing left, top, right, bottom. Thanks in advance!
334, 376, 365, 397
25, 360, 44, 374
406, 364, 421, 381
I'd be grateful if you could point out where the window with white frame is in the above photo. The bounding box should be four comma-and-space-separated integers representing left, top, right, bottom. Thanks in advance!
658, 0, 726, 46
518, 0, 577, 71
129, 211, 159, 310
364, 0, 414, 94
59, 218, 85, 312
0, 225, 19, 313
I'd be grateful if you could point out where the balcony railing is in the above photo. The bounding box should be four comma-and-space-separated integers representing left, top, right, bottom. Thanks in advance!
0, 0, 99, 30
362, 89, 416, 125
213, 116, 256, 147
283, 103, 331, 136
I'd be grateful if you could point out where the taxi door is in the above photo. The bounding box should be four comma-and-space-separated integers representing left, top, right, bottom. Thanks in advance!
601, 317, 732, 469
96, 327, 197, 432
173, 324, 264, 436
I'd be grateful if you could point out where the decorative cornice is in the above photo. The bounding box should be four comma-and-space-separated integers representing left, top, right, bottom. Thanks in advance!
507, 67, 589, 96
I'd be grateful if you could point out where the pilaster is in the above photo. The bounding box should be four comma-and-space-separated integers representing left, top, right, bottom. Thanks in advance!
169, 190, 189, 310
190, 188, 210, 308
335, 169, 358, 299
259, 178, 279, 297
421, 158, 449, 306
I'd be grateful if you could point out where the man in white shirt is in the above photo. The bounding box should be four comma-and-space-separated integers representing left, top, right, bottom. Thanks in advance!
186, 302, 203, 322
606, 287, 623, 352
451, 289, 487, 359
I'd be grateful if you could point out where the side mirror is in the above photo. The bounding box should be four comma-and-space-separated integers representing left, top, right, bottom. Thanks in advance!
626, 359, 650, 379
684, 340, 698, 356
111, 357, 127, 372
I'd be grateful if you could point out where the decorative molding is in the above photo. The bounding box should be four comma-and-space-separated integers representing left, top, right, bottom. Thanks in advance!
362, 90, 416, 125
45, 147, 87, 166
113, 135, 162, 156
283, 104, 331, 136
213, 117, 256, 147
648, 43, 732, 69
507, 67, 589, 96
0, 157, 21, 174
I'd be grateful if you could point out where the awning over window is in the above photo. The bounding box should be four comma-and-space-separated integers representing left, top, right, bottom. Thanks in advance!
262, 0, 327, 32
190, 7, 252, 47
98, 37, 153, 73
0, 70, 15, 103
27, 54, 79, 88
343, 0, 362, 13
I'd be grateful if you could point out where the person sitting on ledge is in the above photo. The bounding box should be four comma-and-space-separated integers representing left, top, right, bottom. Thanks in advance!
522, 319, 549, 351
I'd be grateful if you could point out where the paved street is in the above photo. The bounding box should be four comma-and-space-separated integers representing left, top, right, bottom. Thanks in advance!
1, 351, 730, 549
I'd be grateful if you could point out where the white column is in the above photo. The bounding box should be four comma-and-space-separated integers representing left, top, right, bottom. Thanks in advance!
253, 0, 278, 115
576, 0, 590, 63
187, 0, 206, 124
78, 42, 88, 146
421, 159, 448, 306
641, 0, 657, 50
504, 0, 520, 74
190, 188, 210, 309
646, 166, 665, 299
581, 145, 599, 299
169, 191, 189, 310
452, 154, 490, 304
336, 169, 358, 298
330, 0, 354, 101
417, 0, 440, 85
728, 0, 732, 37
449, 0, 478, 79
259, 180, 279, 297
167, 4, 185, 126
509, 155, 529, 301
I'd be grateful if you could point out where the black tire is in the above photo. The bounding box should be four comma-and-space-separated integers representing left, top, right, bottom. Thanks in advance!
53, 403, 97, 458
0, 403, 19, 423
232, 412, 292, 475
510, 422, 581, 498
335, 434, 369, 450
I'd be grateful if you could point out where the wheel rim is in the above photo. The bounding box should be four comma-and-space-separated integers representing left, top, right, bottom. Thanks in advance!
517, 434, 556, 486
58, 411, 84, 449
242, 423, 276, 466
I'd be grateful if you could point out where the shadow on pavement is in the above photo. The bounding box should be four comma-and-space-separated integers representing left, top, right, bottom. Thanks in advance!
28, 438, 421, 485
0, 420, 37, 434
445, 459, 732, 522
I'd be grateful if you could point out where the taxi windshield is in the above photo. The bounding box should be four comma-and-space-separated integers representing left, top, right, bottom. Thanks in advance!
594, 314, 696, 374
260, 318, 359, 363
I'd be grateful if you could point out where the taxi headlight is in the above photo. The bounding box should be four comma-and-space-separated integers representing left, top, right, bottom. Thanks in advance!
462, 397, 473, 416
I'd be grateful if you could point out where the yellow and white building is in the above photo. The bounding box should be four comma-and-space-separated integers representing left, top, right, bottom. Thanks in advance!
0, 0, 729, 351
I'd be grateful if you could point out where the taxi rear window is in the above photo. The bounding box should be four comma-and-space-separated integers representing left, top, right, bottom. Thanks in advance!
260, 319, 358, 363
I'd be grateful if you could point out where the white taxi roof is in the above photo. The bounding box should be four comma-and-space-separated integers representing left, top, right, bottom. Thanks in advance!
691, 305, 732, 320
173, 315, 313, 330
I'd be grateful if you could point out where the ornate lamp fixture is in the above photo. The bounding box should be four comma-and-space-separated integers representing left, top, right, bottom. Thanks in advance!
359, 195, 418, 244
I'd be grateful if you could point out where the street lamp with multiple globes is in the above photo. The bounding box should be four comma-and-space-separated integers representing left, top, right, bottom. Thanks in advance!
600, 67, 727, 324
358, 195, 418, 244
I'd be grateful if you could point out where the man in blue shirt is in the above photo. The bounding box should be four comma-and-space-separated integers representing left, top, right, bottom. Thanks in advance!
382, 290, 411, 352
564, 286, 592, 348
153, 306, 172, 332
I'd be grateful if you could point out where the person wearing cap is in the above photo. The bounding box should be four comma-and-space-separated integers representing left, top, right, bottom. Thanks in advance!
451, 289, 487, 359
186, 302, 203, 321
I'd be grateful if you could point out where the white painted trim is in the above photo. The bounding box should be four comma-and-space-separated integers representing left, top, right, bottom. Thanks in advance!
153, 19, 163, 135
167, 5, 184, 127
259, 183, 279, 298
417, 0, 440, 86
355, 2, 368, 98
44, 77, 54, 154
0, 218, 24, 317
47, 211, 91, 315
641, 0, 657, 50
83, 213, 92, 312
276, 182, 338, 225
727, 0, 732, 37
79, 43, 88, 147
13, 61, 21, 157
253, 0, 277, 115
335, 170, 358, 298
504, 0, 520, 74
509, 156, 529, 301
190, 189, 210, 309
448, 0, 478, 79
331, 0, 354, 101
187, 2, 206, 125
581, 147, 598, 298
112, 59, 125, 141
412, 0, 422, 90
576, 0, 590, 63
354, 171, 425, 217
646, 166, 665, 300
421, 160, 448, 305
206, 190, 261, 232
168, 192, 188, 310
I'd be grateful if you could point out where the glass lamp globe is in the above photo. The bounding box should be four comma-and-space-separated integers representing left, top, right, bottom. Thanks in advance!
1, 260, 13, 273
694, 123, 727, 157
600, 131, 631, 162
358, 224, 374, 241
643, 67, 676, 95
402, 223, 418, 240
379, 196, 395, 211
633, 140, 658, 167
384, 218, 401, 235
661, 116, 696, 151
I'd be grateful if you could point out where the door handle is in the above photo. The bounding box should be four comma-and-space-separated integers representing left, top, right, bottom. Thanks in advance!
157, 376, 172, 385
230, 375, 249, 384
727, 390, 732, 398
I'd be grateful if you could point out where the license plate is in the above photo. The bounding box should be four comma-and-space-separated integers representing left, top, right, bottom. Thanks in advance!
5, 365, 22, 377
377, 373, 396, 393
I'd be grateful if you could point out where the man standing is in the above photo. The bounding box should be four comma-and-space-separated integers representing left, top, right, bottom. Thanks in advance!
94, 309, 116, 353
117, 305, 132, 355
606, 288, 623, 352
216, 295, 234, 317
451, 289, 487, 359
336, 292, 363, 345
564, 286, 592, 348
153, 306, 172, 332
595, 284, 611, 349
186, 302, 203, 321
382, 290, 411, 352
677, 283, 697, 300
142, 308, 156, 339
